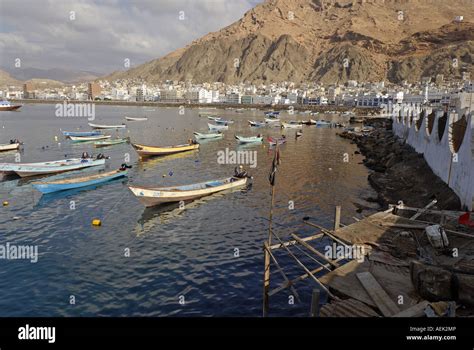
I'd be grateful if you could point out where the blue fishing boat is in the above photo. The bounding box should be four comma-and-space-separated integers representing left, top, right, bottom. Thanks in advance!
32, 169, 128, 194
63, 131, 102, 137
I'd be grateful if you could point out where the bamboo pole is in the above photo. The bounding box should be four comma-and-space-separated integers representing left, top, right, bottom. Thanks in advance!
303, 221, 352, 247
334, 205, 341, 231
291, 234, 339, 268
262, 244, 270, 317
269, 233, 323, 250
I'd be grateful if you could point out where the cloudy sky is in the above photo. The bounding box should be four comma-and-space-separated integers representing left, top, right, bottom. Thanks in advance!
0, 0, 261, 75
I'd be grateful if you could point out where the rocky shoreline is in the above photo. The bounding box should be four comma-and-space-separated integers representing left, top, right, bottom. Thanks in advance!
339, 119, 461, 211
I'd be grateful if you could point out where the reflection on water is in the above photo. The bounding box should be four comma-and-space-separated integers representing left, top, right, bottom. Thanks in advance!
0, 104, 378, 317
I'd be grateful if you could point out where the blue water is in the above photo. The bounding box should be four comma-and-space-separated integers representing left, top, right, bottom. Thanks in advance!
0, 104, 378, 316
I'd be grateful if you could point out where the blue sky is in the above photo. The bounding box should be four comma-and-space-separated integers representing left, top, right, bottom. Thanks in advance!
0, 0, 262, 74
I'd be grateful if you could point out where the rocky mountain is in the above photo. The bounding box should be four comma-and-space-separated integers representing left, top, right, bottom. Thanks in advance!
105, 0, 474, 84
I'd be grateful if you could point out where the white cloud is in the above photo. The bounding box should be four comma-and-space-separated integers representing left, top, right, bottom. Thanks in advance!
0, 0, 260, 74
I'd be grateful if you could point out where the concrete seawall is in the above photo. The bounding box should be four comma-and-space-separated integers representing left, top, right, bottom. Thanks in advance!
392, 106, 473, 210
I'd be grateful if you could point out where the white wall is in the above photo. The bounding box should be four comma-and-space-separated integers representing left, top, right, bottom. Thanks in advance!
392, 107, 473, 210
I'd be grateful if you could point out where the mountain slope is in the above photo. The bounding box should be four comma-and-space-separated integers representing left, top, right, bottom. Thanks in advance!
103, 0, 474, 84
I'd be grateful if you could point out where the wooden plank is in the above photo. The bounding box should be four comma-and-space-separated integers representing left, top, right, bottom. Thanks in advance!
334, 205, 341, 230
269, 233, 323, 250
310, 289, 320, 317
291, 234, 339, 268
356, 272, 400, 316
410, 200, 437, 220
393, 301, 430, 317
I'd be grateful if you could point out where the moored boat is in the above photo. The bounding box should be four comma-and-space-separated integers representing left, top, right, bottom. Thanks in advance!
63, 130, 102, 137
5, 158, 106, 178
32, 168, 128, 194
129, 176, 248, 207
208, 123, 228, 131
248, 120, 265, 127
206, 116, 221, 121
125, 117, 148, 121
281, 121, 302, 129
316, 120, 331, 127
69, 135, 111, 142
132, 142, 199, 157
0, 143, 20, 152
193, 132, 223, 140
94, 138, 129, 147
215, 119, 234, 125
235, 135, 263, 144
264, 117, 280, 123
88, 122, 126, 129
0, 100, 21, 111
267, 136, 287, 146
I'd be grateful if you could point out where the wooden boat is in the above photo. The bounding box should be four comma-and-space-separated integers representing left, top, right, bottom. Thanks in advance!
248, 120, 265, 127
63, 130, 102, 137
207, 116, 221, 121
32, 169, 128, 194
193, 132, 223, 140
0, 143, 20, 152
8, 158, 106, 178
316, 120, 331, 127
208, 123, 228, 131
235, 135, 263, 144
94, 138, 129, 147
129, 176, 248, 207
0, 158, 81, 174
125, 117, 148, 121
69, 135, 111, 142
88, 122, 126, 129
132, 142, 199, 157
264, 111, 280, 117
267, 137, 287, 146
0, 100, 21, 111
281, 121, 302, 129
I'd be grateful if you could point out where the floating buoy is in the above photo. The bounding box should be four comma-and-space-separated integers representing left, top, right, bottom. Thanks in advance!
3, 201, 9, 206
92, 219, 102, 226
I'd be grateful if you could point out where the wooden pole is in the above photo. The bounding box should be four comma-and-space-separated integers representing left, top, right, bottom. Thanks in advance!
334, 205, 341, 231
262, 243, 270, 317
310, 289, 321, 317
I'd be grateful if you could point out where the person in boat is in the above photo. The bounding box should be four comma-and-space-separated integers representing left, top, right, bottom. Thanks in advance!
234, 165, 249, 179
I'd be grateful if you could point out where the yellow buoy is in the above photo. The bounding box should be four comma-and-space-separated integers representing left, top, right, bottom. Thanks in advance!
92, 219, 102, 226
3, 201, 9, 206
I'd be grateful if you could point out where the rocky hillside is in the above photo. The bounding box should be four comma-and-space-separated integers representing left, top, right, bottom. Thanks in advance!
104, 0, 474, 84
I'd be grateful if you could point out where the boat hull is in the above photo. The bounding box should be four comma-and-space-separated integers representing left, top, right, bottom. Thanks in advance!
208, 123, 228, 131
88, 123, 126, 129
0, 105, 21, 111
125, 117, 148, 121
235, 136, 263, 144
94, 138, 128, 147
129, 177, 247, 207
132, 143, 199, 157
33, 170, 127, 194
193, 132, 223, 140
69, 135, 111, 142
63, 131, 102, 137
14, 159, 106, 177
0, 143, 20, 152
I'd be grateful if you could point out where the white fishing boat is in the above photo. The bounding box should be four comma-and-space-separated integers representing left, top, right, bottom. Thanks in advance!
193, 132, 223, 140
129, 177, 248, 207
0, 143, 20, 152
0, 158, 106, 177
248, 120, 265, 127
281, 121, 302, 129
125, 117, 148, 121
235, 135, 263, 144
0, 100, 21, 111
69, 135, 111, 142
88, 122, 126, 129
208, 123, 228, 131
265, 118, 280, 123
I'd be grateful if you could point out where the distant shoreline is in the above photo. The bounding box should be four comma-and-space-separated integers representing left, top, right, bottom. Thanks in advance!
12, 99, 374, 115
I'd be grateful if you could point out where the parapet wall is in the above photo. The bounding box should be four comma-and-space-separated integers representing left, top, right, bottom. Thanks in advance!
392, 106, 474, 210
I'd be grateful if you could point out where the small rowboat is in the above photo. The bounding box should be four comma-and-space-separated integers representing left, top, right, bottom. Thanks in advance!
264, 117, 280, 123
235, 135, 263, 144
62, 131, 102, 137
125, 117, 148, 121
316, 120, 331, 127
281, 122, 302, 129
32, 169, 128, 194
0, 158, 82, 174
207, 116, 221, 121
132, 142, 199, 157
265, 111, 280, 117
267, 137, 287, 146
129, 176, 248, 207
193, 132, 223, 140
94, 138, 129, 147
6, 158, 106, 178
248, 120, 265, 127
88, 122, 126, 129
69, 135, 111, 142
208, 123, 228, 131
215, 119, 234, 124
0, 143, 20, 152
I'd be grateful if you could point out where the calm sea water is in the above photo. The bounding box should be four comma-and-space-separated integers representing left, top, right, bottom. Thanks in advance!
0, 104, 378, 316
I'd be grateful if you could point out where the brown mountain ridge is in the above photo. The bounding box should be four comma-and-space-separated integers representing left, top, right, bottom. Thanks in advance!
104, 0, 474, 84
